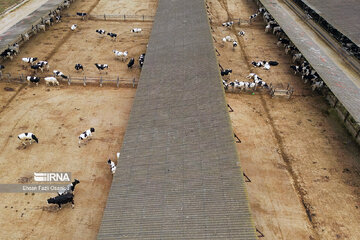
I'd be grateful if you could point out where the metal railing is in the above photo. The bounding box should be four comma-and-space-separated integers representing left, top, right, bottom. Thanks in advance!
64, 13, 155, 22
0, 73, 138, 88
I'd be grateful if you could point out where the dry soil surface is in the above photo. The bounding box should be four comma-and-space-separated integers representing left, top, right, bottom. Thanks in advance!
0, 0, 157, 239
207, 0, 360, 239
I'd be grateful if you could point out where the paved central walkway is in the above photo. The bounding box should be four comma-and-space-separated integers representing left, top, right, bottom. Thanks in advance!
97, 0, 256, 239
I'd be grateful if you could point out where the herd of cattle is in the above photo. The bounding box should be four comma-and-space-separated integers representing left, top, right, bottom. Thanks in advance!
0, 0, 146, 86
254, 6, 326, 92
0, 0, 140, 210
219, 5, 327, 94
17, 126, 118, 209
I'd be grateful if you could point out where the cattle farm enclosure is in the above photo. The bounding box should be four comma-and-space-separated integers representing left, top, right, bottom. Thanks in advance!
0, 0, 360, 239
207, 0, 360, 239
0, 0, 157, 239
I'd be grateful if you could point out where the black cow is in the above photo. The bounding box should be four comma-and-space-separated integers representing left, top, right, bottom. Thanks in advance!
127, 58, 134, 68
47, 192, 74, 209
267, 61, 279, 66
0, 65, 4, 74
76, 12, 87, 17
75, 63, 84, 71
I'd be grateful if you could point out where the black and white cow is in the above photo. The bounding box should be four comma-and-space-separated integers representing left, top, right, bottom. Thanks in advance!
221, 69, 232, 76
238, 31, 245, 36
249, 13, 258, 23
26, 76, 40, 86
75, 63, 84, 71
53, 70, 68, 79
58, 179, 80, 195
277, 37, 290, 47
222, 21, 234, 27
7, 49, 18, 59
107, 159, 116, 174
127, 58, 135, 68
285, 45, 298, 55
131, 28, 142, 33
31, 64, 43, 73
95, 63, 108, 73
76, 12, 87, 20
37, 61, 49, 71
18, 132, 39, 145
290, 65, 303, 75
71, 24, 77, 31
55, 15, 62, 23
222, 80, 228, 90
139, 54, 145, 68
107, 32, 117, 40
22, 57, 38, 65
96, 29, 106, 35
78, 127, 95, 145
47, 192, 74, 209
9, 43, 20, 54
232, 41, 238, 48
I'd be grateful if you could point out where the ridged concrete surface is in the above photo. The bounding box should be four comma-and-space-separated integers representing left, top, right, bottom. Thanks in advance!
97, 0, 256, 239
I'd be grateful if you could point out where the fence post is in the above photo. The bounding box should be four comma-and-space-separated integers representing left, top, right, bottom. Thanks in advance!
104, 14, 106, 20
117, 76, 119, 88
132, 78, 135, 88
7, 73, 11, 82
100, 76, 103, 87
124, 14, 126, 21
83, 76, 86, 86
143, 15, 144, 21
68, 76, 71, 85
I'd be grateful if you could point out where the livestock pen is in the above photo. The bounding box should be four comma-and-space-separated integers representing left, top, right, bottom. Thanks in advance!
207, 0, 360, 239
0, 0, 158, 239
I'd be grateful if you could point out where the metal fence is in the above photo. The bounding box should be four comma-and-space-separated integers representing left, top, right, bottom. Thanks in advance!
0, 73, 138, 88
64, 13, 155, 22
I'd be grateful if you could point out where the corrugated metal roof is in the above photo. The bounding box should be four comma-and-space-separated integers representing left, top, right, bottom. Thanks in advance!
302, 0, 360, 46
259, 0, 360, 123
97, 0, 256, 239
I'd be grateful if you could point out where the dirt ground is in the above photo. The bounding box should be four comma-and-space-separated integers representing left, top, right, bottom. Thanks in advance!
207, 0, 360, 239
0, 0, 157, 239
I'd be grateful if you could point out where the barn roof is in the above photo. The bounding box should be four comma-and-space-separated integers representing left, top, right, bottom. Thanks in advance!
97, 0, 256, 239
259, 0, 360, 124
302, 0, 360, 46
